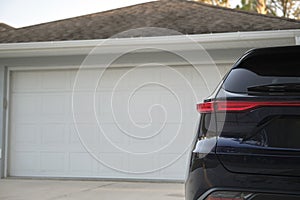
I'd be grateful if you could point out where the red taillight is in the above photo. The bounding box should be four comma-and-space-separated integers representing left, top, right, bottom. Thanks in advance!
197, 102, 214, 113
197, 101, 300, 113
216, 101, 263, 112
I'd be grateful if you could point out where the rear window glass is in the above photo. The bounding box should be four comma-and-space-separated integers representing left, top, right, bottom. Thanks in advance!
223, 68, 300, 93
223, 47, 300, 93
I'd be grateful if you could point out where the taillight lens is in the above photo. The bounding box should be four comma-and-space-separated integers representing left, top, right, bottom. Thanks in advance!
197, 102, 214, 113
205, 191, 253, 200
197, 101, 300, 113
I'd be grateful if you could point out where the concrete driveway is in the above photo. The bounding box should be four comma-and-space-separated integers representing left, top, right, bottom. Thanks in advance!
0, 179, 184, 200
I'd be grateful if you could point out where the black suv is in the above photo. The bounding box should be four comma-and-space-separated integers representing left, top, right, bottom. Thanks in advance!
185, 46, 300, 200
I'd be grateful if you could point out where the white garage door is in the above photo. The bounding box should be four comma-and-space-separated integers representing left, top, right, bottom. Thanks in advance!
8, 66, 219, 180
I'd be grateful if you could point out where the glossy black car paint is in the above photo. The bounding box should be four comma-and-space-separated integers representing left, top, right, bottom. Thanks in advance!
185, 46, 300, 200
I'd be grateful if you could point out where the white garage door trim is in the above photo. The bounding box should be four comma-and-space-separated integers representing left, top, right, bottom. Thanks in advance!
3, 68, 10, 178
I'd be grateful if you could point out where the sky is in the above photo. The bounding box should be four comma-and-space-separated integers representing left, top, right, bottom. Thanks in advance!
0, 0, 241, 28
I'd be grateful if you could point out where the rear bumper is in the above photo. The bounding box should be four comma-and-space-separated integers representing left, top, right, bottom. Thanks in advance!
185, 153, 300, 200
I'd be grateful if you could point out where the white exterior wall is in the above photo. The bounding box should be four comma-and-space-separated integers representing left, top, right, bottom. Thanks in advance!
0, 30, 299, 180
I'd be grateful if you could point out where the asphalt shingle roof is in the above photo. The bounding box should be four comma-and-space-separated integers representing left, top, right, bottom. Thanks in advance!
0, 23, 14, 33
1, 0, 300, 43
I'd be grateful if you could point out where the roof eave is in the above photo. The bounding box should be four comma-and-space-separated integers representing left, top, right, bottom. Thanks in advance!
0, 29, 299, 58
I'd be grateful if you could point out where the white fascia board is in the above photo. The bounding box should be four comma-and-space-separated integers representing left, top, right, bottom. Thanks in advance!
0, 29, 299, 58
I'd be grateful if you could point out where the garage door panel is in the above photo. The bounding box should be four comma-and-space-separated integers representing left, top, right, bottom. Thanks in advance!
41, 124, 66, 145
13, 123, 38, 145
40, 152, 66, 173
11, 94, 40, 116
69, 152, 95, 174
12, 71, 42, 92
9, 151, 40, 175
41, 94, 68, 115
128, 155, 156, 173
159, 153, 188, 180
9, 68, 201, 180
97, 153, 128, 176
41, 71, 69, 91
